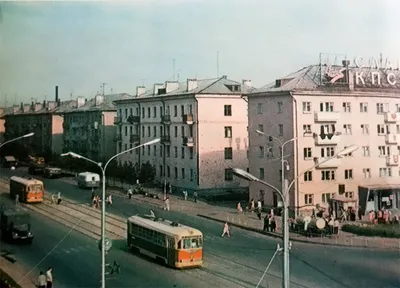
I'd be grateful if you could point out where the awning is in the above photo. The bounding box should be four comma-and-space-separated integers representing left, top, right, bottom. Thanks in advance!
359, 184, 400, 190
331, 194, 356, 203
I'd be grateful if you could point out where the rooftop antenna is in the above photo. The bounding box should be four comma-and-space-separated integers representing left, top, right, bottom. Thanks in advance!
173, 58, 176, 81
100, 82, 107, 96
110, 88, 113, 93
380, 53, 383, 68
70, 92, 72, 100
140, 79, 146, 86
4, 94, 7, 108
44, 94, 47, 102
217, 50, 220, 78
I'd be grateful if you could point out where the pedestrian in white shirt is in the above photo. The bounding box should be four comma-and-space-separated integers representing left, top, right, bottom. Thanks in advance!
37, 271, 46, 288
221, 222, 230, 238
46, 266, 53, 288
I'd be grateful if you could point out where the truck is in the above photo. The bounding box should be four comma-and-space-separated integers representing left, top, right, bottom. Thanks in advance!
0, 208, 34, 243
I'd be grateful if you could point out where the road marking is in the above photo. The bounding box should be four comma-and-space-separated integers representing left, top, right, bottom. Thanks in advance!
61, 249, 71, 254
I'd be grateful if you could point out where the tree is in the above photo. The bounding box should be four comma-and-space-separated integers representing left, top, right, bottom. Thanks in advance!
138, 161, 156, 184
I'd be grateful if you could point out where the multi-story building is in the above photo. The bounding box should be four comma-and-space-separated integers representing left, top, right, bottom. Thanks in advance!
248, 59, 400, 216
63, 93, 133, 160
114, 76, 253, 195
0, 107, 5, 144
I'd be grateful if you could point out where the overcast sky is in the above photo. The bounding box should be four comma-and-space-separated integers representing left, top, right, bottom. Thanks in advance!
1, 0, 400, 105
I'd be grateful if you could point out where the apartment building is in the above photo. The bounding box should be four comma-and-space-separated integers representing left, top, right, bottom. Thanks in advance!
0, 107, 5, 144
248, 60, 400, 216
63, 93, 133, 160
114, 76, 253, 195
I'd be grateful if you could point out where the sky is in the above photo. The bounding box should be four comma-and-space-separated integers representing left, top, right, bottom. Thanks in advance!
1, 0, 400, 105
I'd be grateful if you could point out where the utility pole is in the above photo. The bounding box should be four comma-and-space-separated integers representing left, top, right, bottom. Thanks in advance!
173, 59, 176, 81
217, 51, 220, 78
101, 83, 107, 96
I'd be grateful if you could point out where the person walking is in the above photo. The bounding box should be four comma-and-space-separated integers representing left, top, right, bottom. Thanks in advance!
221, 222, 230, 238
46, 267, 53, 288
56, 192, 62, 205
127, 187, 133, 199
15, 194, 19, 205
263, 214, 270, 232
107, 194, 113, 206
37, 271, 46, 288
165, 197, 170, 211
193, 191, 198, 203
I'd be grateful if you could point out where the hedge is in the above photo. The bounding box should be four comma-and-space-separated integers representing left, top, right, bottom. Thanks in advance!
0, 268, 21, 288
342, 223, 400, 238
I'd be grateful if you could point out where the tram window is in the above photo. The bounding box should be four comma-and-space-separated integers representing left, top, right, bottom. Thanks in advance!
190, 238, 202, 248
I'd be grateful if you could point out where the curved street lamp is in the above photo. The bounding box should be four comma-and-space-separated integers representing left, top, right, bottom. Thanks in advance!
61, 137, 160, 288
0, 132, 35, 149
232, 144, 359, 288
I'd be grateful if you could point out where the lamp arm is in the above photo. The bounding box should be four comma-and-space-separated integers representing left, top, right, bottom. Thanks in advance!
0, 135, 25, 149
104, 141, 152, 171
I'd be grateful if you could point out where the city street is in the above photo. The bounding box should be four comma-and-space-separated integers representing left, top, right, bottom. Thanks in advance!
1, 168, 400, 288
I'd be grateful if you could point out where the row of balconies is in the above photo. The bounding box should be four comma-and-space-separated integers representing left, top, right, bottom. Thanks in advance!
312, 132, 400, 146
114, 134, 194, 147
312, 154, 399, 169
114, 114, 194, 125
314, 111, 400, 123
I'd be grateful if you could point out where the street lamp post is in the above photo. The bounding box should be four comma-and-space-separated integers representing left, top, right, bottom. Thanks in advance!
232, 144, 358, 288
61, 138, 160, 288
0, 132, 35, 149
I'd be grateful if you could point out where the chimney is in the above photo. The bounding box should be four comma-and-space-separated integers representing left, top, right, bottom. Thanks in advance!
43, 100, 46, 108
31, 101, 34, 110
165, 81, 179, 93
34, 102, 42, 112
222, 75, 227, 79
136, 86, 146, 97
153, 83, 164, 95
55, 86, 59, 103
187, 79, 198, 92
342, 60, 350, 67
47, 101, 57, 111
14, 105, 20, 113
23, 104, 30, 113
95, 94, 104, 106
242, 79, 252, 87
76, 96, 86, 108
20, 102, 23, 111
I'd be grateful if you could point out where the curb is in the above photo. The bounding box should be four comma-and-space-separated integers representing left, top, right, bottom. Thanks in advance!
197, 214, 400, 250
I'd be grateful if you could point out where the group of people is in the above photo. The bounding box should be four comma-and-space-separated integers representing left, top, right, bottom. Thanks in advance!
50, 192, 62, 205
368, 208, 399, 224
182, 190, 198, 203
37, 267, 53, 288
91, 189, 113, 208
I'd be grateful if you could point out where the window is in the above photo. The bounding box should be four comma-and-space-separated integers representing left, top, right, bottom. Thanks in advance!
153, 107, 157, 118
321, 170, 335, 181
181, 126, 185, 138
174, 146, 178, 158
304, 194, 314, 205
160, 165, 163, 177
174, 105, 178, 117
259, 168, 265, 180
321, 124, 335, 134
302, 102, 311, 113
278, 102, 283, 113
181, 168, 185, 179
343, 102, 351, 112
322, 193, 334, 203
303, 124, 312, 136
153, 145, 156, 156
343, 124, 352, 135
174, 167, 178, 179
378, 146, 390, 156
321, 146, 335, 158
124, 126, 128, 136
362, 146, 370, 157
189, 147, 194, 159
259, 146, 265, 158
397, 125, 400, 134
153, 126, 157, 137
147, 126, 151, 137
344, 169, 353, 179
303, 147, 312, 159
377, 124, 385, 135
141, 107, 145, 118
174, 126, 178, 137
147, 146, 150, 156
363, 168, 371, 178
396, 104, 400, 113
166, 146, 170, 157
257, 103, 263, 114
379, 167, 392, 177
167, 166, 170, 177
147, 107, 151, 118
304, 171, 312, 182
376, 103, 388, 114
225, 168, 233, 181
224, 105, 232, 116
181, 147, 185, 159
320, 102, 334, 112
278, 124, 283, 136
266, 146, 274, 158
224, 126, 232, 138
160, 145, 163, 157
257, 124, 264, 133
190, 169, 194, 181
181, 105, 184, 116
345, 191, 354, 198
124, 143, 128, 151
361, 124, 369, 134
224, 147, 233, 159
360, 102, 368, 113
160, 106, 163, 116
278, 169, 282, 182
129, 143, 133, 154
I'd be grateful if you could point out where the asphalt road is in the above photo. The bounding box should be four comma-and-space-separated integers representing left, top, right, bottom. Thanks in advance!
2, 168, 400, 288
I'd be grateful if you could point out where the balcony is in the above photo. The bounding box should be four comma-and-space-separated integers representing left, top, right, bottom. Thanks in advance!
386, 155, 399, 166
182, 114, 194, 125
161, 135, 171, 144
161, 115, 171, 124
182, 136, 194, 147
127, 115, 140, 124
114, 134, 122, 142
385, 134, 399, 144
315, 157, 341, 169
314, 111, 340, 122
130, 134, 140, 143
114, 117, 122, 125
314, 133, 340, 145
384, 112, 399, 123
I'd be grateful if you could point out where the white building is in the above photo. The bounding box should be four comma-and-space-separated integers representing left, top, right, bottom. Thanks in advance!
248, 59, 400, 216
114, 76, 253, 195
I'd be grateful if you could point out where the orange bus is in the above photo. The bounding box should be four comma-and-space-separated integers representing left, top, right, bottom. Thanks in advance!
127, 215, 203, 268
9, 176, 44, 203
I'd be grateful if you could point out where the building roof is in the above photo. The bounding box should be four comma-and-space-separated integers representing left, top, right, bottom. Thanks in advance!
68, 93, 133, 113
114, 76, 255, 104
4, 100, 77, 117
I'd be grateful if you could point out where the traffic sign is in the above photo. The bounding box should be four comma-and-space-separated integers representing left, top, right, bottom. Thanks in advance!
98, 238, 113, 252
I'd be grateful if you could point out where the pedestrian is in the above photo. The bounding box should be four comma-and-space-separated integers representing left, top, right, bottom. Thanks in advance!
237, 202, 243, 214
257, 200, 262, 212
15, 194, 19, 205
221, 222, 230, 238
57, 192, 62, 205
256, 206, 262, 220
51, 193, 56, 204
263, 214, 270, 232
270, 217, 276, 232
107, 194, 113, 206
37, 271, 46, 288
183, 190, 188, 201
46, 266, 53, 288
250, 199, 255, 212
127, 187, 133, 199
164, 197, 170, 211
193, 191, 198, 203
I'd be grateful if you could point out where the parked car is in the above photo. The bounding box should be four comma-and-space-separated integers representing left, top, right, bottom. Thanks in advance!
44, 167, 62, 178
2, 156, 18, 168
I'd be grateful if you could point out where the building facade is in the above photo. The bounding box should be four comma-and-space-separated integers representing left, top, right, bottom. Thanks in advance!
248, 60, 400, 216
114, 76, 252, 195
63, 93, 133, 160
4, 100, 75, 157
0, 107, 5, 144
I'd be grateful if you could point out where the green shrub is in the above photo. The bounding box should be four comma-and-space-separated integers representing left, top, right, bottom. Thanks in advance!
342, 223, 400, 238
